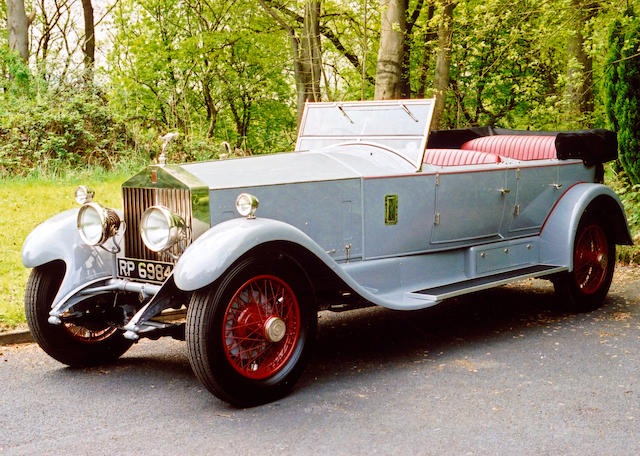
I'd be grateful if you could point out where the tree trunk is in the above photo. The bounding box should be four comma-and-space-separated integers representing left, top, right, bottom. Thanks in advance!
202, 78, 218, 138
302, 1, 322, 103
416, 2, 436, 98
258, 0, 323, 124
81, 0, 96, 81
565, 0, 597, 120
7, 0, 30, 62
399, 0, 425, 98
374, 0, 408, 100
432, 0, 456, 129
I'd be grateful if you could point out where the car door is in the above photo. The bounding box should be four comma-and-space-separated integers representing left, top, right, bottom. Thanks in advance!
502, 165, 560, 236
430, 169, 508, 245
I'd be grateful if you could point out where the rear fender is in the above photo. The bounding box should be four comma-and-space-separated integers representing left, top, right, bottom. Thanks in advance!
22, 209, 115, 307
539, 183, 632, 271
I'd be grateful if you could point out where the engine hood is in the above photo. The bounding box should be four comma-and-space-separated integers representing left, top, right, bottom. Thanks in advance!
180, 148, 415, 190
123, 146, 416, 193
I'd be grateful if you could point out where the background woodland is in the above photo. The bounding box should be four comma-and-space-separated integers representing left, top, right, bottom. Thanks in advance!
1, 0, 639, 177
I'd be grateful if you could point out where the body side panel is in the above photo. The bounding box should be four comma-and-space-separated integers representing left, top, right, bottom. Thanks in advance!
208, 179, 362, 262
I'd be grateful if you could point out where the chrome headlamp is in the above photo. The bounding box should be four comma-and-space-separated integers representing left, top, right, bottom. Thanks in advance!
74, 185, 95, 205
235, 193, 259, 218
140, 206, 187, 252
77, 202, 121, 246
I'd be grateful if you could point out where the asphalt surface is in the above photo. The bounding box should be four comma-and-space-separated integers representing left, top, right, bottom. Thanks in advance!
1, 267, 640, 455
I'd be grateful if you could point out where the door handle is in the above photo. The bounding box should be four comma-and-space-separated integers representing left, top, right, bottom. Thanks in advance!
499, 188, 511, 195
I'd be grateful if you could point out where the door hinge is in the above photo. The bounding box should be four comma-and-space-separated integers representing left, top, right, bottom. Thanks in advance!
434, 213, 440, 225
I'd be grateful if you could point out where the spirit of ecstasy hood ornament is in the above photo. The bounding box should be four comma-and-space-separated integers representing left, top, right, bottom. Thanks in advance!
157, 132, 179, 165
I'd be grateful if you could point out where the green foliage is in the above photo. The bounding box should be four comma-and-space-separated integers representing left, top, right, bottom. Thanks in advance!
0, 83, 137, 177
108, 0, 297, 156
0, 47, 32, 98
606, 166, 640, 263
604, 8, 640, 185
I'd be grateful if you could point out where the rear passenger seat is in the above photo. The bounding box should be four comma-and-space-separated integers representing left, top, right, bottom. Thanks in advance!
423, 148, 500, 166
461, 135, 557, 161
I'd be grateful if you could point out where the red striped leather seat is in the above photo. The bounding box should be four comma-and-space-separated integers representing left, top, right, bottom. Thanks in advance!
423, 148, 501, 166
461, 135, 557, 160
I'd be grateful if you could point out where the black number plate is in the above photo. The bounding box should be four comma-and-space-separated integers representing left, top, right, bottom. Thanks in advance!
117, 258, 174, 284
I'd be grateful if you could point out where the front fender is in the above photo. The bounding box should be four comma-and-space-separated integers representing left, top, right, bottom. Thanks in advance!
539, 183, 632, 271
22, 209, 114, 307
174, 217, 342, 291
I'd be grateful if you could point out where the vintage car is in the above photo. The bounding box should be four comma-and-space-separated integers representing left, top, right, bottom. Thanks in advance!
22, 99, 631, 406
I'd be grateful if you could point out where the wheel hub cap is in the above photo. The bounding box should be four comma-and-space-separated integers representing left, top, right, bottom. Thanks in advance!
597, 253, 607, 270
264, 316, 286, 343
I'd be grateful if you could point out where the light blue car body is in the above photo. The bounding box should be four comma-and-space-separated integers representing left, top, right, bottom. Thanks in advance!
22, 99, 632, 329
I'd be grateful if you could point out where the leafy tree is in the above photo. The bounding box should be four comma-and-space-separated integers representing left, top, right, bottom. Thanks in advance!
108, 0, 296, 155
604, 8, 640, 185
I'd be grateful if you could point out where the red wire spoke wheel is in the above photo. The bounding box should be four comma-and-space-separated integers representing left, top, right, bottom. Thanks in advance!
222, 275, 301, 380
553, 214, 615, 312
187, 254, 316, 407
63, 321, 118, 343
573, 224, 609, 295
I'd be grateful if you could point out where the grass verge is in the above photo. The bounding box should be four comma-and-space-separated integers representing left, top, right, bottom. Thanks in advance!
0, 170, 129, 329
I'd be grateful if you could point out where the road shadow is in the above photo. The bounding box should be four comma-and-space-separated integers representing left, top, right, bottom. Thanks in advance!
299, 281, 634, 388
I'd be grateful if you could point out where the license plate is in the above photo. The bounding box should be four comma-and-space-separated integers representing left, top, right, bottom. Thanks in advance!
117, 258, 174, 284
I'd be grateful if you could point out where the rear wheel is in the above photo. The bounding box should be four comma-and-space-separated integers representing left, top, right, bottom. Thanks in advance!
553, 215, 615, 312
25, 263, 133, 367
186, 254, 316, 407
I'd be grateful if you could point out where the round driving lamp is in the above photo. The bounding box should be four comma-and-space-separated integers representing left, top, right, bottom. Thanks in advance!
235, 193, 259, 218
140, 206, 187, 252
77, 202, 121, 246
74, 185, 95, 205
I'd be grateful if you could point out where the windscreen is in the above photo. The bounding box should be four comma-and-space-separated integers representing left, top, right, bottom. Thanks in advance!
295, 99, 435, 169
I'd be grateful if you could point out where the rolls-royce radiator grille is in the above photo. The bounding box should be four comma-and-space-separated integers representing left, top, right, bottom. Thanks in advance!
123, 187, 192, 263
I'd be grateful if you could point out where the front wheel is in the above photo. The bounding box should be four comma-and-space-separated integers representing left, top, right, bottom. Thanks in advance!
186, 254, 316, 407
25, 263, 133, 367
553, 215, 615, 312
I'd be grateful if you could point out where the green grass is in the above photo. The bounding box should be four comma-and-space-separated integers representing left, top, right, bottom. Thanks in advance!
0, 170, 130, 329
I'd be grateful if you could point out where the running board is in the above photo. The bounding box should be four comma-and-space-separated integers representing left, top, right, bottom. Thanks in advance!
407, 265, 567, 303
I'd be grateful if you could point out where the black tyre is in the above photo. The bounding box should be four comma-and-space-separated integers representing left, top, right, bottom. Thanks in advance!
25, 262, 133, 367
186, 254, 316, 407
553, 214, 615, 312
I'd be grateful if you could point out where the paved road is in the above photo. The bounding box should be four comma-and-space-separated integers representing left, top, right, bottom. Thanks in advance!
2, 268, 640, 455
